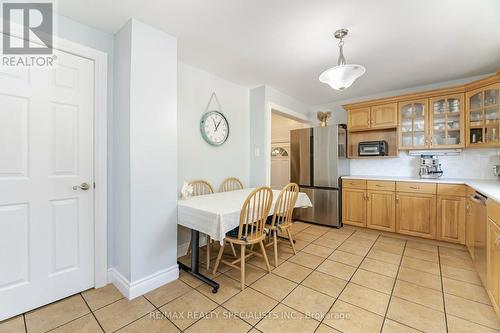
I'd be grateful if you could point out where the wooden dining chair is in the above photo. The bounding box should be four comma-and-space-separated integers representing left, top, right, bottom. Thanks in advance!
219, 177, 244, 192
187, 180, 214, 269
190, 180, 214, 196
212, 187, 273, 290
264, 183, 299, 267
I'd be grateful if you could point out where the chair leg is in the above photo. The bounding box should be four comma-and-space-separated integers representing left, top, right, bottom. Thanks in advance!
286, 229, 297, 255
206, 235, 211, 270
240, 244, 246, 290
230, 243, 237, 257
212, 241, 225, 275
259, 241, 272, 273
273, 231, 279, 267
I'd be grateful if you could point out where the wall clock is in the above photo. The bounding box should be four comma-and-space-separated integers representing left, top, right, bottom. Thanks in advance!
200, 110, 229, 146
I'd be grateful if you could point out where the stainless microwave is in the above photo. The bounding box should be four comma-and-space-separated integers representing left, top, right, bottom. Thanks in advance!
358, 141, 388, 156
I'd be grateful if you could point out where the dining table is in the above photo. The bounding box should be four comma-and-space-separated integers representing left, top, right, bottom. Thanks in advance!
177, 187, 313, 293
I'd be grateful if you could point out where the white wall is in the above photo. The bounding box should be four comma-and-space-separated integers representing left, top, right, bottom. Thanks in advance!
249, 86, 267, 187
113, 19, 178, 293
112, 20, 132, 280
177, 63, 250, 252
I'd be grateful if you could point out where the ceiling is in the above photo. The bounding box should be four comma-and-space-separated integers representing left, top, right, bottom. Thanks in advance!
57, 0, 500, 105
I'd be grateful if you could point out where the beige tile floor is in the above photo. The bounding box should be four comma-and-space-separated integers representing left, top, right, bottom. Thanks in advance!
2, 222, 500, 333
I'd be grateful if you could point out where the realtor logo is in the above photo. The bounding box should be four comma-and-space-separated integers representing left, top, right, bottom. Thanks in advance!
2, 2, 53, 54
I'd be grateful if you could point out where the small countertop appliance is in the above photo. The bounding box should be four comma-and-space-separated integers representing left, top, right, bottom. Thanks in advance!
419, 155, 443, 179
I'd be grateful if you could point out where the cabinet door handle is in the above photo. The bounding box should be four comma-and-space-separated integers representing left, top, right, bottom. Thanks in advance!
396, 195, 399, 203
496, 236, 500, 246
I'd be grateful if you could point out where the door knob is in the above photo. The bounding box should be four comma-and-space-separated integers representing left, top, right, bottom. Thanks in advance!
73, 182, 91, 191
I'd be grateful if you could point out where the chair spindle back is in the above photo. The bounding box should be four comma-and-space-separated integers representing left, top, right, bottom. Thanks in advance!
220, 177, 244, 192
238, 187, 273, 241
189, 180, 214, 196
270, 183, 299, 228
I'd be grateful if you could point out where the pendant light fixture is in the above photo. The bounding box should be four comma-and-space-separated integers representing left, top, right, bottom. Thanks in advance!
319, 29, 366, 90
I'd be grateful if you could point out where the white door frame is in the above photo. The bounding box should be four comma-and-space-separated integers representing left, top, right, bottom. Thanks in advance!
266, 102, 310, 186
0, 29, 109, 288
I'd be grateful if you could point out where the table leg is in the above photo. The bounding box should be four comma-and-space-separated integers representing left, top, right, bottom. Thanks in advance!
177, 229, 219, 293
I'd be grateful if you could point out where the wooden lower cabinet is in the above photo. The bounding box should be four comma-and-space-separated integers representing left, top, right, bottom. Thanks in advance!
367, 190, 395, 232
466, 198, 475, 258
396, 192, 437, 239
487, 218, 500, 316
342, 188, 366, 227
437, 195, 466, 244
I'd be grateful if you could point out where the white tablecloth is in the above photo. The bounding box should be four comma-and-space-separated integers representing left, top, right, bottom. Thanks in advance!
178, 188, 312, 243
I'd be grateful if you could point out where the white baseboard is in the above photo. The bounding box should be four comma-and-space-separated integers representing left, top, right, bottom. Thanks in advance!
107, 265, 179, 300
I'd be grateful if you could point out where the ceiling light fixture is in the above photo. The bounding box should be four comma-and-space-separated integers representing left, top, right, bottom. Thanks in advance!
319, 29, 366, 91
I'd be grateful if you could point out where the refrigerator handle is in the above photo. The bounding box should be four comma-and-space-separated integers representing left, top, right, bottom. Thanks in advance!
310, 131, 314, 185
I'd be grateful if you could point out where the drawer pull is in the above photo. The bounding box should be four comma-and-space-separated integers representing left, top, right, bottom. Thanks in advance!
410, 186, 420, 190
375, 184, 382, 187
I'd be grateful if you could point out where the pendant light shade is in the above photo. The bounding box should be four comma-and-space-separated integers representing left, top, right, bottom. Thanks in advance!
319, 64, 366, 90
319, 29, 365, 90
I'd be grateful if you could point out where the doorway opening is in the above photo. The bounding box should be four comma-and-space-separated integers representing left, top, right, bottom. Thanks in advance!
270, 110, 310, 189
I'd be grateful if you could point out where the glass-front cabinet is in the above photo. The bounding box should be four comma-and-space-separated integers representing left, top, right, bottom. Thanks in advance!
399, 99, 428, 149
467, 84, 500, 147
429, 94, 464, 148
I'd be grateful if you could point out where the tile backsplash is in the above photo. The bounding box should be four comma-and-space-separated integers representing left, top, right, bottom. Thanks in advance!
350, 148, 500, 179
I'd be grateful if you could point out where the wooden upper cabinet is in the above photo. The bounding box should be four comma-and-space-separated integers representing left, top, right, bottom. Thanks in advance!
466, 83, 500, 147
487, 218, 500, 316
396, 192, 436, 239
347, 104, 398, 132
370, 103, 398, 129
399, 99, 429, 149
429, 94, 465, 148
367, 190, 396, 232
342, 188, 367, 227
437, 195, 466, 244
348, 107, 371, 131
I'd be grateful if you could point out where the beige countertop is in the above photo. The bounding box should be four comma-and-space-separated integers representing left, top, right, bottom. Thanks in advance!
342, 175, 500, 202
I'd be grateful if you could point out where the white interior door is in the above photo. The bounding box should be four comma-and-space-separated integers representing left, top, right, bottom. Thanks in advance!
0, 49, 95, 320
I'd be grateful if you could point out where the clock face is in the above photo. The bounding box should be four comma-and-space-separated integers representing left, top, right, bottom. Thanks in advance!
200, 111, 229, 146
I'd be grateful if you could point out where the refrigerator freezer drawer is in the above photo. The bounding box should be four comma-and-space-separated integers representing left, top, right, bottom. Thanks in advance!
294, 187, 339, 227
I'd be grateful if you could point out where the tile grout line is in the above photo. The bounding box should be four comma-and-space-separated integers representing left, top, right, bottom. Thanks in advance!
250, 226, 357, 331
312, 229, 383, 333
18, 223, 490, 333
378, 238, 408, 333
140, 295, 188, 333
79, 292, 107, 333
437, 246, 450, 333
219, 224, 324, 329
42, 295, 97, 333
176, 226, 320, 332
22, 313, 27, 333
